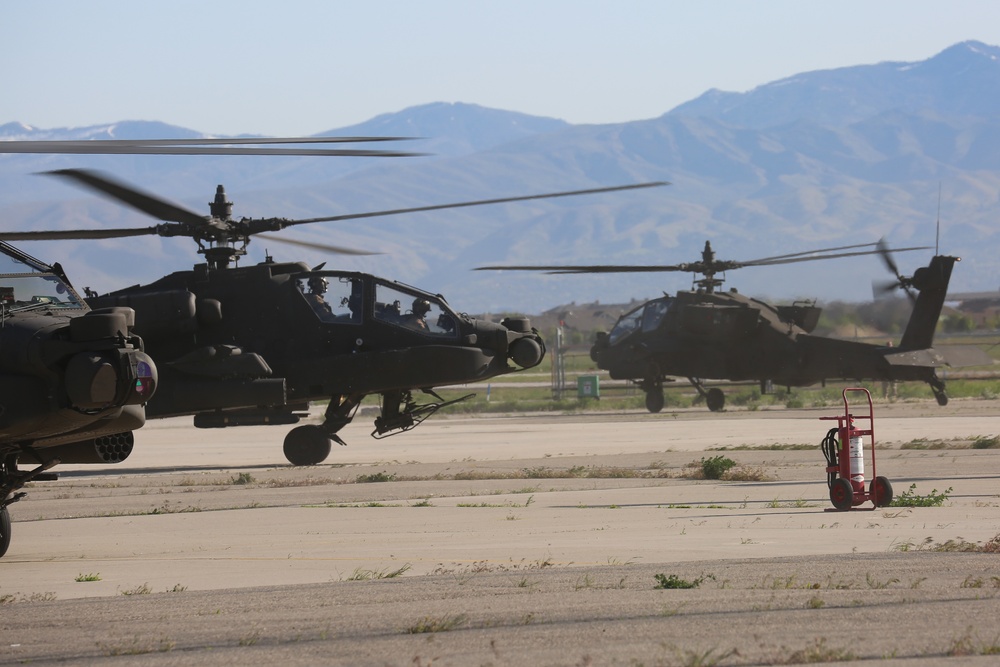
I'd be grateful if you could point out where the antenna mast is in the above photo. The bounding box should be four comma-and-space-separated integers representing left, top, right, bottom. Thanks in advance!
936, 182, 941, 256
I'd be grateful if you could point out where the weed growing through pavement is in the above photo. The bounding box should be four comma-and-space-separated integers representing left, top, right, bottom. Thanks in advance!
355, 471, 396, 483
97, 636, 175, 656
344, 564, 412, 580
406, 614, 468, 634
120, 583, 152, 596
229, 472, 255, 485
654, 573, 715, 589
75, 573, 101, 582
890, 483, 952, 507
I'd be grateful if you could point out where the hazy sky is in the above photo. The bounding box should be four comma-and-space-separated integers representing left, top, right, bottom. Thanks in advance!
3, 1, 1000, 136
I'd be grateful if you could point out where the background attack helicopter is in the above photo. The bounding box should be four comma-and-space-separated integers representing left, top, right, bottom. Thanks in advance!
0, 138, 666, 465
479, 239, 991, 413
0, 241, 156, 558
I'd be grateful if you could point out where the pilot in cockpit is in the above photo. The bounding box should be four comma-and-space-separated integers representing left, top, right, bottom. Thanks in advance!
406, 298, 431, 330
304, 276, 332, 316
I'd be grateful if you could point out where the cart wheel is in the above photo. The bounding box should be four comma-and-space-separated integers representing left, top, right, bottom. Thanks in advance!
870, 476, 893, 507
829, 478, 854, 511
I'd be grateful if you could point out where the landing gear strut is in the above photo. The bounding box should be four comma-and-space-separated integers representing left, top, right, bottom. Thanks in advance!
930, 375, 949, 406
283, 394, 361, 466
1, 454, 60, 558
689, 378, 726, 412
0, 505, 10, 559
640, 376, 664, 413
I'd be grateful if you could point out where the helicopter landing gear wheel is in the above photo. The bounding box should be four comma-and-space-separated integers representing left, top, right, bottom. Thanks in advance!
706, 388, 725, 412
870, 476, 894, 507
283, 425, 332, 466
645, 388, 664, 413
829, 478, 854, 511
930, 376, 949, 406
0, 505, 10, 558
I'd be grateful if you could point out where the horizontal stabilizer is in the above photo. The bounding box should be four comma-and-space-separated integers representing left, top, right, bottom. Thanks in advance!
885, 346, 993, 368
935, 345, 995, 368
884, 349, 947, 368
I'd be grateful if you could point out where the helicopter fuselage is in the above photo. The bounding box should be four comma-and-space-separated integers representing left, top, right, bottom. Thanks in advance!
88, 258, 545, 460
591, 255, 966, 411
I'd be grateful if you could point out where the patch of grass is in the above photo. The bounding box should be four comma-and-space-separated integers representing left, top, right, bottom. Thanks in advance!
97, 637, 175, 656
709, 443, 815, 451
410, 499, 433, 507
229, 472, 255, 485
889, 483, 952, 507
972, 435, 1000, 449
665, 646, 737, 666
900, 438, 948, 450
406, 614, 468, 634
894, 533, 1000, 553
165, 584, 187, 593
75, 573, 101, 582
345, 564, 412, 580
865, 572, 899, 589
780, 638, 855, 664
654, 573, 713, 589
0, 591, 58, 604
120, 583, 152, 596
700, 455, 737, 480
430, 558, 555, 576
946, 629, 1000, 657
458, 495, 534, 508
355, 471, 396, 483
806, 595, 825, 609
722, 465, 772, 482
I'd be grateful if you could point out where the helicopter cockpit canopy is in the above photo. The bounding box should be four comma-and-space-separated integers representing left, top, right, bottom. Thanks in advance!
295, 271, 458, 339
608, 296, 673, 345
297, 273, 364, 324
0, 243, 84, 311
373, 280, 458, 338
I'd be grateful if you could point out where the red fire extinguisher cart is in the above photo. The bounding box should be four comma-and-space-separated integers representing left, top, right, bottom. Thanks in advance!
819, 388, 894, 511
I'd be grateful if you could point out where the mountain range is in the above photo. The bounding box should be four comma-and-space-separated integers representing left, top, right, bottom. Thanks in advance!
2, 40, 999, 315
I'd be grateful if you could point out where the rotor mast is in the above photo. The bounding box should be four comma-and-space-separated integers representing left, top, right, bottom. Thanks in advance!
202, 185, 245, 270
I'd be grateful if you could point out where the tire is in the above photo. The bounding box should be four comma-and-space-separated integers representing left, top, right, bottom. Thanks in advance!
870, 476, 894, 507
0, 506, 10, 559
706, 388, 725, 412
283, 425, 332, 466
645, 389, 664, 413
829, 477, 854, 511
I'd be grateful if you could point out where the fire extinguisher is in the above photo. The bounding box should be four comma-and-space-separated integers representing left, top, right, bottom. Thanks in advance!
820, 388, 894, 511
846, 418, 866, 494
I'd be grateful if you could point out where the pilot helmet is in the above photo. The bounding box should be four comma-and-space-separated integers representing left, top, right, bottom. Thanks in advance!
412, 298, 431, 316
308, 276, 328, 294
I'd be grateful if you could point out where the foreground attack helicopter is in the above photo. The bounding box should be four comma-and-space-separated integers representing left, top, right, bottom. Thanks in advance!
480, 240, 990, 412
0, 241, 156, 557
0, 140, 665, 465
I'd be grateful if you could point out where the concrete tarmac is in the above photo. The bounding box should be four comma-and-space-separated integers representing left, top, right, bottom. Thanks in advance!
2, 399, 1000, 665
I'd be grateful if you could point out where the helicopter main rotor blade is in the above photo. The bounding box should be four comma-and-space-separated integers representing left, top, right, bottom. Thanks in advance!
275, 182, 670, 227
744, 242, 880, 264
477, 244, 930, 274
475, 264, 688, 274
255, 233, 380, 256
13, 136, 418, 145
44, 169, 208, 227
0, 227, 159, 241
0, 136, 424, 157
743, 245, 930, 268
5, 144, 422, 157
